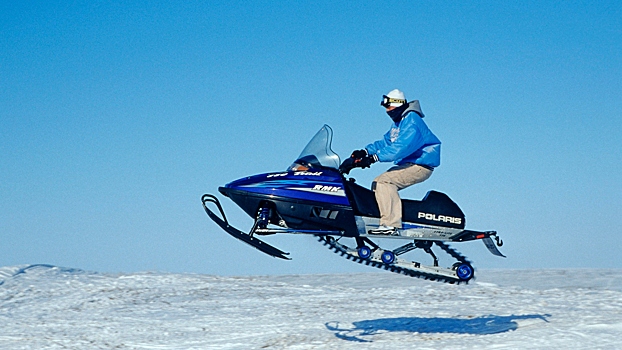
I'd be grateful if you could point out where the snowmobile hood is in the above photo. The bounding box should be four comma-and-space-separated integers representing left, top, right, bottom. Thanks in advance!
220, 170, 350, 206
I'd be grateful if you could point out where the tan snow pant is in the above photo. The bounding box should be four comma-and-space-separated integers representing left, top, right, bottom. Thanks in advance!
373, 163, 433, 228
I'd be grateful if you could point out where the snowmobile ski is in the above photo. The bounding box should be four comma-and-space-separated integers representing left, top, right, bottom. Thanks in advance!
202, 194, 290, 260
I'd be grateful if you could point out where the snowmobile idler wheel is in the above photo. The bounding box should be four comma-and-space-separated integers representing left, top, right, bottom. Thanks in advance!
381, 251, 395, 264
454, 263, 474, 281
357, 246, 372, 260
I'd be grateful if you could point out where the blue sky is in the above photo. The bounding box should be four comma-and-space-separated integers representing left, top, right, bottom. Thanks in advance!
1, 1, 621, 275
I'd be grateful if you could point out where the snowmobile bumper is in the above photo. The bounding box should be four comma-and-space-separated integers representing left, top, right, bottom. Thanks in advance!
453, 230, 505, 257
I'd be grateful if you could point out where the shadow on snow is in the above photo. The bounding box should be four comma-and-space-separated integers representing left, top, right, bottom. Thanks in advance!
325, 314, 550, 342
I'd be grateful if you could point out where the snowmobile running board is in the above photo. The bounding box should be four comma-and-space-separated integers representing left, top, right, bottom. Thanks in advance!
359, 229, 505, 258
201, 194, 291, 260
254, 228, 346, 236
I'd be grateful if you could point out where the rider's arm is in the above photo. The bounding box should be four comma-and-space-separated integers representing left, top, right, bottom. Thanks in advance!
365, 129, 391, 156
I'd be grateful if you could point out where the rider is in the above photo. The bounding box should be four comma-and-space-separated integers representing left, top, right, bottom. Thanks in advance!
345, 89, 441, 235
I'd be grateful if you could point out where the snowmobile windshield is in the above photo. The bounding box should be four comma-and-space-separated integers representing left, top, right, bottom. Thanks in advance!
288, 125, 341, 171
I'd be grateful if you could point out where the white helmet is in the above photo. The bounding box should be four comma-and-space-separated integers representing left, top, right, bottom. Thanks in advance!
381, 89, 406, 108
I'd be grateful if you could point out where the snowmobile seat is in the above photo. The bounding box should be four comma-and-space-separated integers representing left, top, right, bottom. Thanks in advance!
343, 181, 466, 229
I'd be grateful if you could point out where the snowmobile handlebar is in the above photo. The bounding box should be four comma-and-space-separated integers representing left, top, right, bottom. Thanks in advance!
338, 157, 356, 175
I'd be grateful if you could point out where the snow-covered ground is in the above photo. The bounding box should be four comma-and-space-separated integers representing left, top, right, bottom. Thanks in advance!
1, 265, 621, 349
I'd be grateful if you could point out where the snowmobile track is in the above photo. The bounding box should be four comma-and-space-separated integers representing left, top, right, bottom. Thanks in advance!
316, 236, 472, 284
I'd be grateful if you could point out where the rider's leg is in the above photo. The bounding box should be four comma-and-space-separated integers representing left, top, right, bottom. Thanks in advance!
373, 164, 433, 229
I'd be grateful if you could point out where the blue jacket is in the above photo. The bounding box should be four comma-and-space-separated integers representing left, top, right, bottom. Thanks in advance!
365, 101, 441, 167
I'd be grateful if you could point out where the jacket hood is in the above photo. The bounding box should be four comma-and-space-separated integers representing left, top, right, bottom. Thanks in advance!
404, 100, 425, 118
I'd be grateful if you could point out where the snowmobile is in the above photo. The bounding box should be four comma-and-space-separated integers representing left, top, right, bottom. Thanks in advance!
202, 125, 505, 284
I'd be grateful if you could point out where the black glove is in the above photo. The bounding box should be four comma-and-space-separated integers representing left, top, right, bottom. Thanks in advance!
339, 157, 356, 174
350, 149, 367, 159
354, 154, 377, 169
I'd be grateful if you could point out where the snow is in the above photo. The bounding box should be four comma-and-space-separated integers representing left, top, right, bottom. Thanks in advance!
1, 265, 621, 349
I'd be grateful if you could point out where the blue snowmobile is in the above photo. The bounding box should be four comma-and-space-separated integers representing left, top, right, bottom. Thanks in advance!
202, 125, 504, 283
